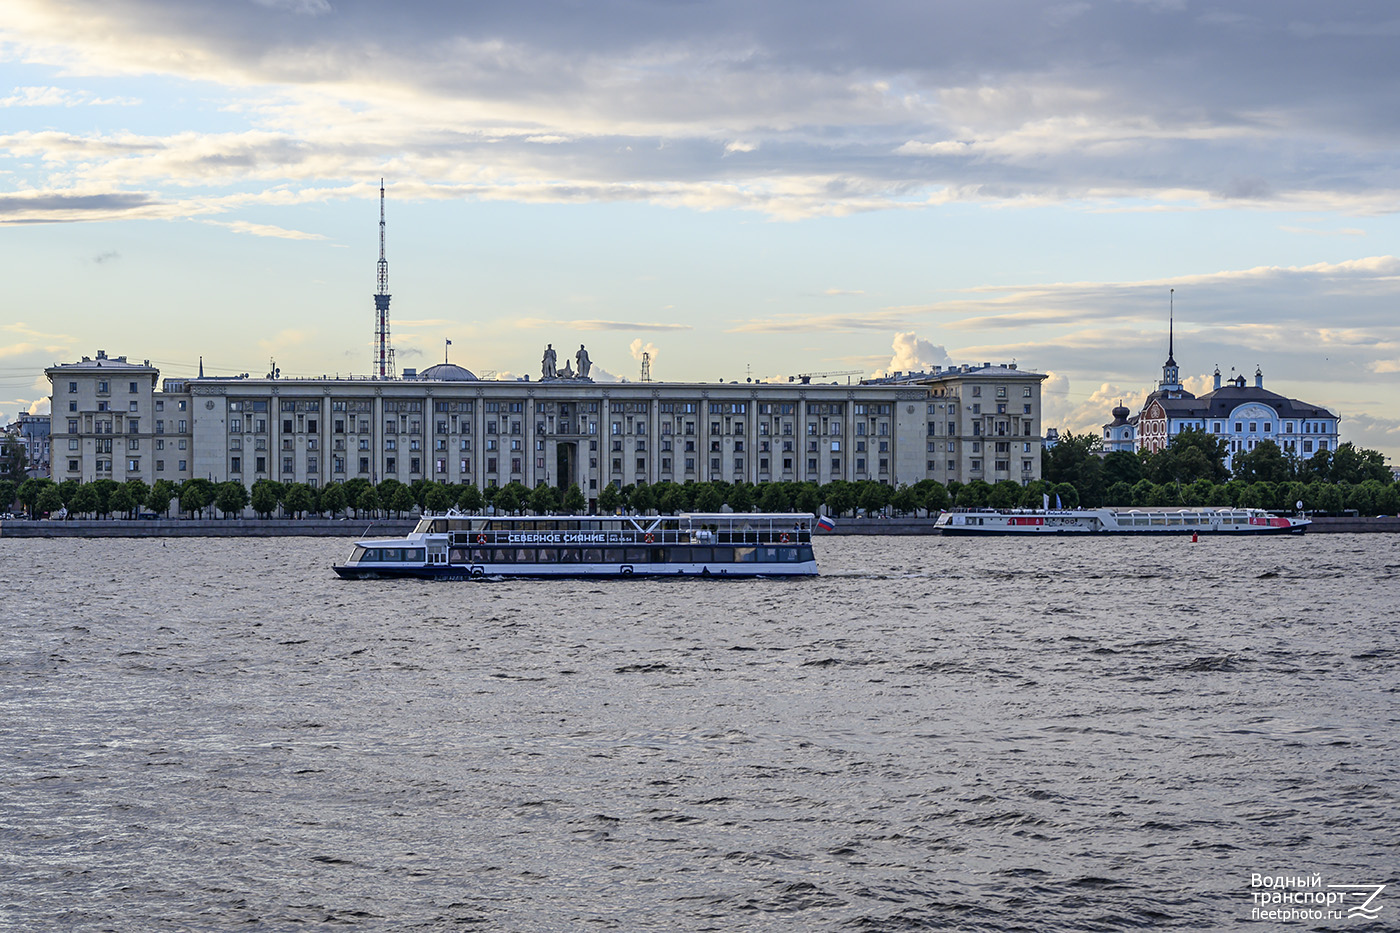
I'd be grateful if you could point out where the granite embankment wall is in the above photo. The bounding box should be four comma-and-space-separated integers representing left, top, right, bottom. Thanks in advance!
2, 515, 1396, 538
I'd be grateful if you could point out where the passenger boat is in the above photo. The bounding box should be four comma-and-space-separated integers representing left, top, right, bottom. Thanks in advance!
333, 511, 821, 579
934, 507, 1309, 535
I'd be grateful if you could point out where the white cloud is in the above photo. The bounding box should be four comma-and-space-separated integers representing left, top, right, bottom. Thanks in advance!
203, 219, 326, 240
876, 331, 950, 377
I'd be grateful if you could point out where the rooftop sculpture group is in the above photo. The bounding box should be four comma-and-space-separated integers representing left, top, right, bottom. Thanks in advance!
542, 344, 592, 382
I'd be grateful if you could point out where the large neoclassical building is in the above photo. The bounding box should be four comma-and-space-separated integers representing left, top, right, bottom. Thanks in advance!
47, 349, 1048, 499
1105, 337, 1340, 470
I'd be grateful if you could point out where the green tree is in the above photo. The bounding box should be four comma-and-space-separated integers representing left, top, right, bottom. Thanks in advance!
562, 483, 587, 514
89, 478, 119, 517
1051, 482, 1080, 508
1232, 440, 1292, 484
1143, 427, 1229, 485
794, 482, 823, 515
319, 482, 348, 518
283, 483, 315, 518
658, 483, 687, 515
1129, 479, 1156, 506
58, 479, 80, 508
758, 482, 790, 513
1101, 450, 1143, 489
387, 484, 416, 518
887, 484, 917, 516
37, 484, 64, 517
124, 479, 151, 514
824, 482, 858, 517
596, 482, 620, 514
727, 482, 755, 513
920, 481, 950, 514
628, 483, 655, 514
954, 480, 990, 508
692, 483, 723, 513
1042, 432, 1105, 505
1327, 443, 1392, 485
424, 482, 455, 515
1311, 482, 1343, 514
1104, 481, 1132, 506
215, 481, 250, 518
108, 483, 136, 518
988, 480, 1022, 509
529, 482, 561, 515
457, 483, 485, 513
342, 477, 372, 516
1182, 479, 1216, 507
179, 483, 208, 518
250, 481, 280, 518
70, 483, 100, 517
356, 486, 381, 517
147, 480, 176, 518
0, 478, 16, 513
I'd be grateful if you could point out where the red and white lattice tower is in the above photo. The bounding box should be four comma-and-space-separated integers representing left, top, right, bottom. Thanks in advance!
373, 179, 395, 378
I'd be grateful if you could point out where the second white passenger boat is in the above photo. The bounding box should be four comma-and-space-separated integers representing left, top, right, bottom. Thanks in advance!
934, 506, 1309, 535
334, 511, 821, 579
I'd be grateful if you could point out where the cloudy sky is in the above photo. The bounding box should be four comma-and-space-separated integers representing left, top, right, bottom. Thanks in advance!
3, 0, 1398, 461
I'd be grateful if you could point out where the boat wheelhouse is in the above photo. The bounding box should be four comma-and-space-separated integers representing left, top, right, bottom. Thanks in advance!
934, 506, 1309, 535
333, 512, 820, 579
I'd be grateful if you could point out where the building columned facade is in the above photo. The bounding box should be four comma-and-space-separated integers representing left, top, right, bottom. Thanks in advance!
1106, 339, 1339, 470
48, 352, 1048, 496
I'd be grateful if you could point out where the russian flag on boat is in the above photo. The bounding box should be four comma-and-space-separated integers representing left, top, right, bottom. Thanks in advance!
816, 515, 836, 531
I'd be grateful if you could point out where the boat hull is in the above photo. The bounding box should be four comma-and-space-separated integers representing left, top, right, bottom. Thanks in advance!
936, 525, 1307, 536
332, 562, 817, 580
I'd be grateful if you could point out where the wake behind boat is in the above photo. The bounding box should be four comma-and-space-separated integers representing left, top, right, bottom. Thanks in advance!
333, 511, 821, 579
934, 506, 1309, 535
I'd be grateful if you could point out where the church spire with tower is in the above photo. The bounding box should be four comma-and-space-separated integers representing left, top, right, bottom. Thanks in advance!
1160, 288, 1182, 394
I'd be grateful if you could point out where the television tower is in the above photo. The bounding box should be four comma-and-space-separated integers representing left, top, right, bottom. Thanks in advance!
373, 179, 395, 378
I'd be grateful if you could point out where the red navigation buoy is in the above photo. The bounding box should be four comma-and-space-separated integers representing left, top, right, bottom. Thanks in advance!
1191, 531, 1198, 543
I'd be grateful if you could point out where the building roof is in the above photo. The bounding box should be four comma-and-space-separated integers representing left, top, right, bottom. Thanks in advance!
417, 362, 478, 381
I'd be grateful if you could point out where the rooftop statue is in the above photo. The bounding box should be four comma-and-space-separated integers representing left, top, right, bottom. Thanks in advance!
542, 344, 557, 379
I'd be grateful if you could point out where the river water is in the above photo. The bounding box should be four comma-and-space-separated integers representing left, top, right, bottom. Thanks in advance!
1, 535, 1396, 931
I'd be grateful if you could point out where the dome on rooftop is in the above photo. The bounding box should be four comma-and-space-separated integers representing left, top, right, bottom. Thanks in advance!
419, 362, 477, 381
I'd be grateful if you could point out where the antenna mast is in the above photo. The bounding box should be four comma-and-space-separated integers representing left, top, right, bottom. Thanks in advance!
373, 179, 395, 378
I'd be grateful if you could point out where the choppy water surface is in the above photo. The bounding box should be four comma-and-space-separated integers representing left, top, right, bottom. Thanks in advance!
1, 534, 1397, 931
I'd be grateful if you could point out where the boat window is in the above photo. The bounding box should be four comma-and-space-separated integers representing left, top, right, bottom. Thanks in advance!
650, 548, 668, 563
492, 548, 512, 563
514, 548, 535, 563
758, 547, 779, 562
559, 548, 581, 563
537, 548, 559, 563
429, 520, 448, 534
406, 549, 424, 562
690, 548, 712, 563
351, 546, 368, 562
380, 548, 401, 561
470, 548, 489, 563
604, 549, 627, 563
449, 548, 468, 563
734, 547, 756, 562
710, 548, 734, 563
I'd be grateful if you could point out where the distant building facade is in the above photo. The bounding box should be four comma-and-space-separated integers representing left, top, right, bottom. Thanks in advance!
4, 412, 51, 478
1106, 338, 1339, 471
48, 352, 1048, 494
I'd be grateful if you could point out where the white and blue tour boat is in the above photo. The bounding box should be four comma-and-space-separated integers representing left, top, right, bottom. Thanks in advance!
333, 511, 821, 579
